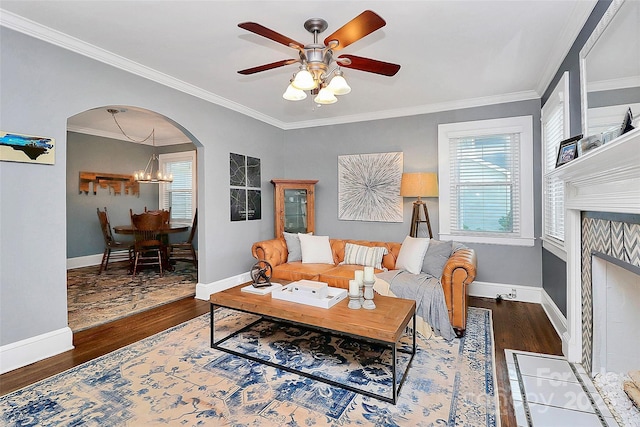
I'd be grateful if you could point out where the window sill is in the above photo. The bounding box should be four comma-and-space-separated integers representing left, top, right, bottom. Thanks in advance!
439, 233, 535, 247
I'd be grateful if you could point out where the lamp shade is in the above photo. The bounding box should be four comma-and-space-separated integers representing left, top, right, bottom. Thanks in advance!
400, 172, 438, 198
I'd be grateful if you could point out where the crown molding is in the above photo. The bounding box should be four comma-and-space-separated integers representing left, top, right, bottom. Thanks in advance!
535, 0, 597, 96
1, 8, 547, 132
66, 125, 192, 146
281, 90, 541, 130
0, 9, 288, 129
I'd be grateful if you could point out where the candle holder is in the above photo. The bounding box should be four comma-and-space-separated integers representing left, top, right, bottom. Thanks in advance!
348, 293, 362, 309
358, 280, 365, 306
362, 279, 376, 309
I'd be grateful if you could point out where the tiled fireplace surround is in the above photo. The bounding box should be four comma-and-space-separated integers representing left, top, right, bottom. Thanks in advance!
551, 128, 640, 367
580, 213, 640, 373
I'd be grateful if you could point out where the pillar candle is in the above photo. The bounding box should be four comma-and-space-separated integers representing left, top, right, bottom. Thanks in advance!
348, 279, 359, 296
354, 270, 364, 284
364, 266, 374, 282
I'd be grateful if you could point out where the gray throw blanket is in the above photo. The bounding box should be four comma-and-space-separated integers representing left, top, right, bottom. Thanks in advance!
376, 270, 456, 341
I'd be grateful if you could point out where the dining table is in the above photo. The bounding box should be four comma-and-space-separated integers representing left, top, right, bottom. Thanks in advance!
113, 223, 189, 235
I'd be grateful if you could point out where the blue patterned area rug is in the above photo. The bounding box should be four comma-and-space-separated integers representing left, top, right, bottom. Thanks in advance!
0, 307, 497, 426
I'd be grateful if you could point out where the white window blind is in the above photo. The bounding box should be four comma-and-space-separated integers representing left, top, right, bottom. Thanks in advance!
159, 151, 196, 225
449, 133, 520, 236
542, 72, 569, 245
438, 115, 534, 247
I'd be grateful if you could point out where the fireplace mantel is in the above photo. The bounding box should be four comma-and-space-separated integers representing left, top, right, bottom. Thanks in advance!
549, 128, 640, 214
553, 128, 640, 363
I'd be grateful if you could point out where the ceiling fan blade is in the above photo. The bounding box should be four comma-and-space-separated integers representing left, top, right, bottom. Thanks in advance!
337, 55, 400, 76
238, 59, 298, 75
323, 10, 386, 51
238, 22, 305, 49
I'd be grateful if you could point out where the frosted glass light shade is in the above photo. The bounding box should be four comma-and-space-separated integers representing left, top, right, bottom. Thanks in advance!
314, 86, 337, 104
327, 74, 351, 95
292, 69, 316, 90
283, 84, 307, 101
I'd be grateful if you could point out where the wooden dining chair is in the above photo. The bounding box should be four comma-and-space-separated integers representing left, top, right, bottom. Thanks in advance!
130, 212, 165, 278
144, 207, 171, 225
97, 207, 133, 274
169, 209, 197, 265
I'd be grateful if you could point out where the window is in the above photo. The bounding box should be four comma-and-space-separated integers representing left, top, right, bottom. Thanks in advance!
542, 72, 569, 255
159, 151, 196, 225
438, 116, 534, 246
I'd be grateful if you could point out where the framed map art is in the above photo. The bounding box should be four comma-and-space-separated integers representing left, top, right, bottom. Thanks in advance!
230, 153, 261, 221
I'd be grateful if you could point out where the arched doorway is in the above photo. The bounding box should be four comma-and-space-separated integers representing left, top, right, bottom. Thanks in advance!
65, 105, 199, 332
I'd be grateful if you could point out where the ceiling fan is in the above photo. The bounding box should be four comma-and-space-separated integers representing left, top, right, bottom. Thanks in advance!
237, 10, 401, 104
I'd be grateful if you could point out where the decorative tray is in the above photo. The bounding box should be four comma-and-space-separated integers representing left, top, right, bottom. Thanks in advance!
271, 281, 348, 309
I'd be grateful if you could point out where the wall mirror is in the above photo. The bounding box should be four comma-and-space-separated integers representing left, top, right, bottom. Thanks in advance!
580, 0, 640, 137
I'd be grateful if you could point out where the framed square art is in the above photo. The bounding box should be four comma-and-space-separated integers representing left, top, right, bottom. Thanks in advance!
555, 135, 581, 167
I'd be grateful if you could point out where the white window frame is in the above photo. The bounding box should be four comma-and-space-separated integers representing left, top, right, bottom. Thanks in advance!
438, 115, 535, 246
541, 72, 569, 260
158, 151, 197, 226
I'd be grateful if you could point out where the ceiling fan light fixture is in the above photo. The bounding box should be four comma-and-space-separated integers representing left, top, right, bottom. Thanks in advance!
314, 85, 338, 104
238, 11, 400, 107
291, 67, 316, 90
283, 83, 307, 101
327, 70, 351, 95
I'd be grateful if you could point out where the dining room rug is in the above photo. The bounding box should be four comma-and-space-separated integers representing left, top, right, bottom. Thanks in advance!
67, 261, 197, 332
0, 307, 498, 426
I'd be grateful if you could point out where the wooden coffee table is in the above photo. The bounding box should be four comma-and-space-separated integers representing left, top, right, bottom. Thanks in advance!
209, 283, 416, 404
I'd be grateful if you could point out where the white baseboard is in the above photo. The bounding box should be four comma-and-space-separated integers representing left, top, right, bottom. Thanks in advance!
468, 281, 542, 304
67, 254, 103, 269
541, 289, 568, 350
195, 272, 252, 300
0, 327, 74, 374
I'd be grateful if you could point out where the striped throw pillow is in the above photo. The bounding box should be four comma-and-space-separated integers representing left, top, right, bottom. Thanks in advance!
342, 243, 388, 269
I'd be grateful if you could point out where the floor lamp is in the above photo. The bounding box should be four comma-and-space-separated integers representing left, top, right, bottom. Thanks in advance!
400, 172, 439, 238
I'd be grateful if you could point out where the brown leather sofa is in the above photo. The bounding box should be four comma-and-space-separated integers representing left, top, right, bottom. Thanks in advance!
251, 237, 477, 336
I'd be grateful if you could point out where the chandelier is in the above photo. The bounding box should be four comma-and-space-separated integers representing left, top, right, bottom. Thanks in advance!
107, 109, 173, 183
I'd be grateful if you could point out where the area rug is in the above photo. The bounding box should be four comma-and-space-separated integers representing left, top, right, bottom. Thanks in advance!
0, 307, 498, 426
67, 261, 197, 332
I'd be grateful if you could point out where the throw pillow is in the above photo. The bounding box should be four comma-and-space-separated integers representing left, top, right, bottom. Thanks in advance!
298, 233, 334, 264
283, 231, 303, 262
395, 235, 430, 274
342, 243, 388, 269
421, 239, 453, 278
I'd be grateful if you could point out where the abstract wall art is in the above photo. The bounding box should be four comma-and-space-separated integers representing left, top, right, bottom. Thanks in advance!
338, 151, 403, 222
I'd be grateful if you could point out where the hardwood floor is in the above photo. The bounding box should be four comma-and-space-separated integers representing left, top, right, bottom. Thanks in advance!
0, 296, 561, 426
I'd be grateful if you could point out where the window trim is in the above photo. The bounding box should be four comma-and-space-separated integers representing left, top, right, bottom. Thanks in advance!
438, 115, 535, 247
158, 151, 197, 226
541, 72, 569, 256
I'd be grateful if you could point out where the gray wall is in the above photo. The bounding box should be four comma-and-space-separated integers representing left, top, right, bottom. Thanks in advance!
0, 27, 283, 346
67, 132, 159, 258
282, 100, 543, 286
539, 0, 611, 314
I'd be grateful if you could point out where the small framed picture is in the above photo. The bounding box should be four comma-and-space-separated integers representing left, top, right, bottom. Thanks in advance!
556, 134, 582, 167
577, 134, 602, 156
